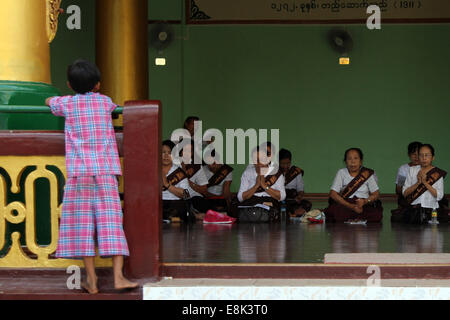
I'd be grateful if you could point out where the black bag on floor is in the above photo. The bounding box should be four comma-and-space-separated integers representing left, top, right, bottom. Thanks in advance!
403, 206, 431, 224
238, 206, 279, 223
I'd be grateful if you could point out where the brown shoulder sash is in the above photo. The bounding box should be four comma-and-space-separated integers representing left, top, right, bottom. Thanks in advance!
284, 166, 304, 186
183, 164, 202, 179
163, 167, 188, 191
406, 167, 447, 204
207, 164, 233, 187
340, 167, 374, 199
256, 169, 282, 193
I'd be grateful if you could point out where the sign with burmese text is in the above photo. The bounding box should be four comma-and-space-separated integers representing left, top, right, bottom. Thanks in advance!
188, 0, 450, 23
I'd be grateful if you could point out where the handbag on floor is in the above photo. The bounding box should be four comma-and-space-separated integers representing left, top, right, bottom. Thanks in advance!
403, 205, 431, 224
238, 205, 279, 223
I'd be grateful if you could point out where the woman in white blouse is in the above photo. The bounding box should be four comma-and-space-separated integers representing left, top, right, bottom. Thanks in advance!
231, 143, 286, 218
324, 148, 383, 223
279, 148, 312, 216
179, 143, 209, 214
391, 141, 421, 221
161, 140, 191, 222
202, 151, 233, 213
401, 144, 448, 223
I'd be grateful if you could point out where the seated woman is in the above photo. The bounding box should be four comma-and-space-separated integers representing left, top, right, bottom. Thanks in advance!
324, 148, 383, 223
401, 144, 447, 224
161, 140, 193, 223
202, 151, 233, 213
279, 148, 312, 216
391, 141, 422, 221
179, 143, 209, 214
233, 142, 286, 218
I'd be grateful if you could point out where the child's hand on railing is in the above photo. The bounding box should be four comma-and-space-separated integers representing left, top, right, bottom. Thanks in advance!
45, 97, 56, 106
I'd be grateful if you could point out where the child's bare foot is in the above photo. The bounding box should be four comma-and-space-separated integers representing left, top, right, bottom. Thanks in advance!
81, 276, 98, 294
114, 276, 139, 290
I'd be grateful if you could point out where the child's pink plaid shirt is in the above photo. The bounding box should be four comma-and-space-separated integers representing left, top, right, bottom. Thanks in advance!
49, 92, 121, 177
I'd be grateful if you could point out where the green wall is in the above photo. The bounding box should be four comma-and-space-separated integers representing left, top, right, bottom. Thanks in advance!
149, 22, 450, 193
50, 1, 450, 194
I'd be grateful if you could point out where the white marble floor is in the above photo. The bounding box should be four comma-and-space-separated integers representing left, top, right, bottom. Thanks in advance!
144, 278, 450, 300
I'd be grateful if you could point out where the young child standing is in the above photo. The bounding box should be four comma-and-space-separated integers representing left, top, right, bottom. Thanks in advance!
46, 59, 138, 294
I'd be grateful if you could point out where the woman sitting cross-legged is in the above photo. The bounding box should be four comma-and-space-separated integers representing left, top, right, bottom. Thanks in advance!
401, 143, 448, 224
232, 142, 286, 219
179, 143, 209, 215
391, 141, 422, 221
279, 148, 312, 217
161, 140, 193, 223
324, 148, 383, 223
202, 151, 233, 213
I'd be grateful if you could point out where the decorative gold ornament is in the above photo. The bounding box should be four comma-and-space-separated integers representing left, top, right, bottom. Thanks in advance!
46, 0, 63, 43
0, 156, 124, 268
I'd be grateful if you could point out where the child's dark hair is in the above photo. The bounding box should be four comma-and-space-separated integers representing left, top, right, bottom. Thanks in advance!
407, 141, 422, 155
162, 139, 176, 151
419, 143, 435, 156
344, 148, 364, 161
279, 148, 292, 161
67, 59, 101, 94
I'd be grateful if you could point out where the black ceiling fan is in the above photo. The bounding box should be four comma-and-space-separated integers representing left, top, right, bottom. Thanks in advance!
328, 29, 353, 56
149, 22, 174, 52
